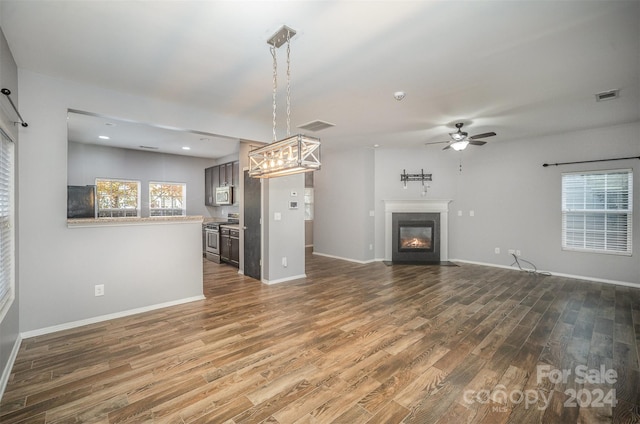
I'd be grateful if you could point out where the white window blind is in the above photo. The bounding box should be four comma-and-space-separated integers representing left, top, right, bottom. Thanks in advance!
0, 130, 15, 322
562, 169, 632, 255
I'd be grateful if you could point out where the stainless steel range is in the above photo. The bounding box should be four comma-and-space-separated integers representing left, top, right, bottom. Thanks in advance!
204, 222, 221, 263
204, 214, 239, 263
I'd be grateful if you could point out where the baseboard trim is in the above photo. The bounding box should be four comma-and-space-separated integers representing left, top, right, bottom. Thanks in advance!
450, 258, 638, 288
0, 333, 22, 401
262, 274, 307, 285
312, 251, 376, 265
20, 295, 206, 339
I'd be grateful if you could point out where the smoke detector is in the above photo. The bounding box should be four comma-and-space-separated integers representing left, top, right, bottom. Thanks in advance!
393, 91, 406, 101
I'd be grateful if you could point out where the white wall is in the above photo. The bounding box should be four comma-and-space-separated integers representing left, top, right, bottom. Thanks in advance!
68, 141, 216, 217
17, 70, 270, 333
315, 123, 639, 285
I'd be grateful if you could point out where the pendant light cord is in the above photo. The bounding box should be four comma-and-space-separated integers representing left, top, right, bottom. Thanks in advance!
271, 45, 278, 143
286, 30, 292, 137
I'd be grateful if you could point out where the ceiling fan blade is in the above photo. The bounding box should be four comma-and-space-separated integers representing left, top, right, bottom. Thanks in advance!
425, 140, 449, 145
470, 132, 496, 140
469, 140, 487, 146
442, 145, 451, 150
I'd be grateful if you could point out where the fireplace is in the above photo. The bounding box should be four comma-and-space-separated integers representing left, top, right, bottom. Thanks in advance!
384, 199, 451, 263
398, 221, 434, 252
392, 213, 440, 263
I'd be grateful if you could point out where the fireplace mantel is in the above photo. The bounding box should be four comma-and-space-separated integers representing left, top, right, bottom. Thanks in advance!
383, 199, 452, 261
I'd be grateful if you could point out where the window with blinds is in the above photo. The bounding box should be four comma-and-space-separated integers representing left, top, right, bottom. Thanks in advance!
561, 169, 633, 255
0, 130, 15, 322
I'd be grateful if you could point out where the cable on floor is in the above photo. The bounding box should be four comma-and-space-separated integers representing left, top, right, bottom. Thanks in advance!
510, 253, 552, 276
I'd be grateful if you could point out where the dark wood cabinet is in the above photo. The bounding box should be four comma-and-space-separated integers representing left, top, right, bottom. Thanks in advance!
204, 167, 215, 206
204, 160, 240, 207
220, 226, 239, 267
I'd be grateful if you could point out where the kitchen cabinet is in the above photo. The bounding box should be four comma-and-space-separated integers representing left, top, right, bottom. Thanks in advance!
204, 160, 239, 207
220, 225, 239, 267
204, 167, 215, 206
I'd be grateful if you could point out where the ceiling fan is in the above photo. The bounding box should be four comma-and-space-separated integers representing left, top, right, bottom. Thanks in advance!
427, 123, 496, 151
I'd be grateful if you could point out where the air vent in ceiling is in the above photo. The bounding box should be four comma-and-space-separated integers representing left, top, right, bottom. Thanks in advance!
139, 145, 159, 150
595, 89, 619, 102
297, 120, 335, 132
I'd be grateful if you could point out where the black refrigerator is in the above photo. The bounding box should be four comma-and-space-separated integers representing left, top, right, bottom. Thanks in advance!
67, 185, 96, 218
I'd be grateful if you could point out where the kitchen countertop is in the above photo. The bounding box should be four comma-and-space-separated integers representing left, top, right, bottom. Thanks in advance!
220, 223, 240, 228
67, 215, 204, 228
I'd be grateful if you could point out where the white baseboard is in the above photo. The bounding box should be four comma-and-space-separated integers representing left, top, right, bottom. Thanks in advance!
312, 251, 376, 264
262, 274, 307, 285
20, 295, 206, 339
450, 258, 639, 288
0, 333, 22, 401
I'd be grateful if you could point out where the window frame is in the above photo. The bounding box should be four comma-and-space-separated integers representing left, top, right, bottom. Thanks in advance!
561, 168, 633, 256
95, 178, 141, 218
148, 181, 187, 217
0, 129, 15, 323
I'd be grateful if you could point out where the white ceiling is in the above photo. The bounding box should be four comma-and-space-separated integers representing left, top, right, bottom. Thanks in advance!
1, 0, 638, 156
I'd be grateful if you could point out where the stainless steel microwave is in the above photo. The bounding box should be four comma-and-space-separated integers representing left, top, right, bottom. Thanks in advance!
215, 186, 233, 205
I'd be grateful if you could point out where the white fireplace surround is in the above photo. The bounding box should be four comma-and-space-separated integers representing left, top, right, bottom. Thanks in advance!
384, 199, 452, 261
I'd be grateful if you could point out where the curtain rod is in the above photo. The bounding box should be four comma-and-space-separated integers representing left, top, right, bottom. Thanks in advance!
542, 156, 639, 167
1, 88, 28, 127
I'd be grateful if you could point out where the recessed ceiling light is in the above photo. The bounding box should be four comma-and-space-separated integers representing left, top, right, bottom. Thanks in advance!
98, 135, 110, 140
182, 146, 191, 150
105, 122, 116, 126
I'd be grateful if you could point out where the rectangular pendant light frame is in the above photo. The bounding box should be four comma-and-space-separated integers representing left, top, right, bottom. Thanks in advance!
249, 134, 321, 178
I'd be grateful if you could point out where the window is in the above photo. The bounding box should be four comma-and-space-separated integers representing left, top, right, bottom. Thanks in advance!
562, 169, 632, 255
96, 178, 140, 217
304, 188, 314, 221
0, 129, 15, 322
149, 182, 186, 217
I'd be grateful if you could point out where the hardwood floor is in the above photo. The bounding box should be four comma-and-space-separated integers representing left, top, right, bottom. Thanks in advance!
1, 254, 639, 423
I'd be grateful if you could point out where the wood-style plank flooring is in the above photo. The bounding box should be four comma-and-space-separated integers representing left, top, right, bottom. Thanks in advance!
1, 254, 639, 423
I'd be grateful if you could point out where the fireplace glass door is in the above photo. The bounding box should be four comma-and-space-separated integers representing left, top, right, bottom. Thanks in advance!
398, 221, 435, 252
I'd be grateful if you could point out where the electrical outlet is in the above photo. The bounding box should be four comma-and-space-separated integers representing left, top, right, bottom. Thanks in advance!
94, 284, 104, 297
494, 247, 500, 254
369, 244, 373, 251
282, 257, 287, 267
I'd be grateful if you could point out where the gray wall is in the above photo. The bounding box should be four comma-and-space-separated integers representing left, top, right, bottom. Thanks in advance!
314, 147, 376, 262
68, 141, 216, 217
0, 24, 19, 398
449, 122, 639, 284
314, 122, 639, 285
263, 174, 306, 283
16, 69, 270, 333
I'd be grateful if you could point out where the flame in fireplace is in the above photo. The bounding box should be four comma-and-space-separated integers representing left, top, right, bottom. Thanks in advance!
401, 237, 432, 249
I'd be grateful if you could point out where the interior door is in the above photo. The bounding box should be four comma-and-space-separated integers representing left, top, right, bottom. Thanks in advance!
243, 170, 261, 280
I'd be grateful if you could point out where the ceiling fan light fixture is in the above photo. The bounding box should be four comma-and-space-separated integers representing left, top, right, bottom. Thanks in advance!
451, 140, 469, 151
449, 130, 467, 142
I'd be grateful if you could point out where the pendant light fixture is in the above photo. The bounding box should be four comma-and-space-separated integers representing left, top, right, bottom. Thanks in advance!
249, 25, 321, 178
